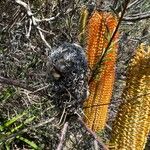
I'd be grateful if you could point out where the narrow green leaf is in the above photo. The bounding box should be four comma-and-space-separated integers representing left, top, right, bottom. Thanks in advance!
10, 116, 35, 134
0, 111, 27, 132
5, 143, 10, 150
17, 136, 40, 150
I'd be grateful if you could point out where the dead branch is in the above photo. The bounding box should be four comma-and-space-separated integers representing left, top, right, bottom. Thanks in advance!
0, 76, 51, 98
0, 76, 35, 91
78, 117, 109, 150
15, 0, 54, 50
56, 122, 69, 150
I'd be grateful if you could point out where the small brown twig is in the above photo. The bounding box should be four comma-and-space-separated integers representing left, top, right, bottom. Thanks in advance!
127, 0, 143, 9
123, 11, 150, 21
0, 76, 50, 97
78, 117, 109, 150
56, 122, 69, 150
0, 76, 35, 91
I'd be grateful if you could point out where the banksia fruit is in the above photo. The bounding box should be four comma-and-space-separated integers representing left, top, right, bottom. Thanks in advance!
110, 44, 150, 150
83, 11, 118, 131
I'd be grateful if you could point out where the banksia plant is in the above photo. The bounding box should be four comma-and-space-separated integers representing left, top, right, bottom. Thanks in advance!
110, 44, 150, 150
85, 11, 105, 69
83, 11, 118, 131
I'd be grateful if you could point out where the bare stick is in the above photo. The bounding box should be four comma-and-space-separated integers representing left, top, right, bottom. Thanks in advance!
56, 122, 69, 150
78, 117, 109, 150
0, 76, 35, 91
0, 76, 51, 97
38, 29, 52, 49
35, 13, 60, 22
123, 11, 150, 21
26, 18, 32, 38
127, 0, 142, 9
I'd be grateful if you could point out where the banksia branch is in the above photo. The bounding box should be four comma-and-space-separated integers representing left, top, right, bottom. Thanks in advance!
110, 44, 150, 150
83, 11, 118, 131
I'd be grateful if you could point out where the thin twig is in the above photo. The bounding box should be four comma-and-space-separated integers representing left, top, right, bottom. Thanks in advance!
56, 122, 69, 150
78, 117, 109, 150
0, 76, 50, 97
127, 0, 143, 9
112, 0, 119, 9
0, 76, 35, 91
123, 11, 150, 21
31, 84, 50, 94
94, 140, 99, 150
26, 18, 32, 38
37, 26, 52, 34
35, 13, 60, 22
105, 124, 112, 131
38, 29, 51, 49
89, 0, 130, 83
34, 117, 55, 128
15, 0, 52, 49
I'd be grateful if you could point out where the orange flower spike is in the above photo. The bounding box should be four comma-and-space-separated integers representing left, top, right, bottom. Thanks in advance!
86, 11, 105, 69
104, 13, 118, 48
84, 11, 106, 129
84, 11, 118, 131
93, 48, 117, 131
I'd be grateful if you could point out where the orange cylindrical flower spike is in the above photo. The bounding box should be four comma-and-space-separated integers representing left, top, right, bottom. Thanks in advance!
86, 11, 105, 69
84, 11, 118, 131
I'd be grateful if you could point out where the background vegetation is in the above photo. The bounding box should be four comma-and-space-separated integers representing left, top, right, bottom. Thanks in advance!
0, 0, 150, 149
